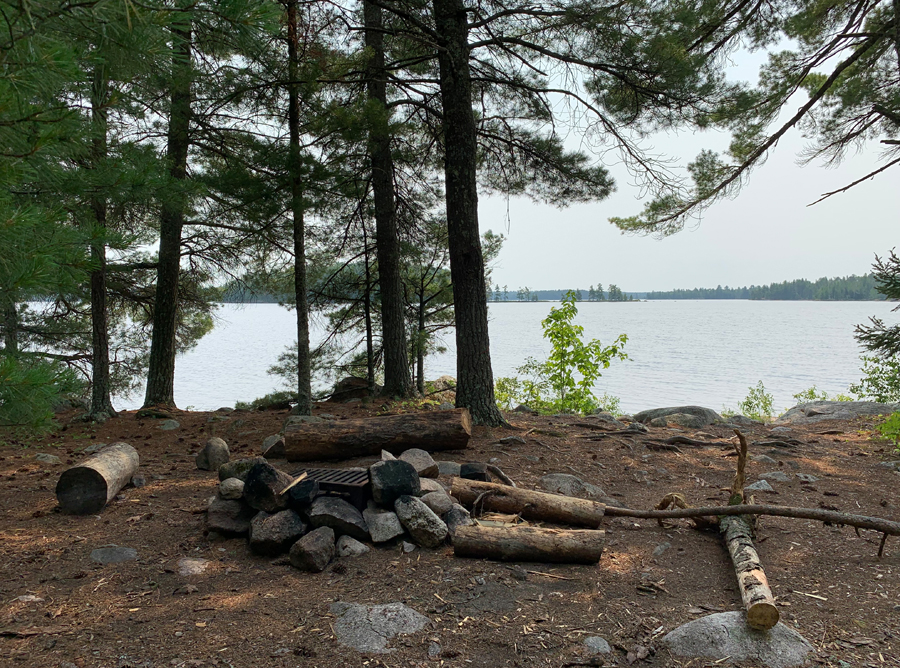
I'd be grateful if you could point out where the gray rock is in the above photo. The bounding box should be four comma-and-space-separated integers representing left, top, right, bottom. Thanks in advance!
752, 455, 778, 465
286, 478, 320, 511
662, 611, 813, 668
218, 456, 267, 482
540, 473, 606, 500
82, 442, 109, 454
399, 448, 439, 478
176, 557, 209, 576
402, 541, 416, 553
91, 546, 137, 564
243, 462, 294, 513
776, 400, 900, 425
336, 535, 370, 558
771, 426, 793, 433
261, 434, 285, 458
35, 453, 61, 465
429, 641, 442, 658
652, 542, 671, 557
249, 509, 307, 556
394, 495, 448, 548
418, 478, 446, 495
283, 414, 324, 428
206, 495, 256, 535
370, 460, 420, 506
130, 473, 147, 488
437, 461, 461, 477
443, 503, 473, 534
498, 435, 527, 445
746, 480, 776, 493
584, 636, 611, 654
649, 417, 668, 428
420, 491, 453, 516
760, 471, 791, 482
438, 402, 454, 411
513, 404, 536, 414
797, 473, 820, 483
363, 506, 405, 543
633, 406, 723, 427
460, 462, 490, 481
159, 419, 180, 431
330, 601, 430, 653
289, 526, 335, 572
670, 412, 711, 428
219, 477, 245, 500
729, 415, 763, 426
877, 461, 900, 470
381, 450, 397, 461
196, 437, 230, 471
309, 496, 370, 542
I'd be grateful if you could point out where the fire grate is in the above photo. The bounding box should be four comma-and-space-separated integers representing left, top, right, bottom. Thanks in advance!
291, 467, 371, 511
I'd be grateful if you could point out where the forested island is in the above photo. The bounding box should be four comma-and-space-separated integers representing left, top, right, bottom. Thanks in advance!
645, 274, 882, 301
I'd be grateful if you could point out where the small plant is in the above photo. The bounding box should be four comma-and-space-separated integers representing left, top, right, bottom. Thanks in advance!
876, 412, 900, 450
495, 292, 627, 415
738, 381, 775, 421
792, 386, 854, 403
234, 391, 296, 411
849, 356, 900, 403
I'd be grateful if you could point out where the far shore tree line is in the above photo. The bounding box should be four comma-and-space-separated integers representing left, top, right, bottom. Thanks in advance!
487, 285, 634, 302
1, 0, 898, 431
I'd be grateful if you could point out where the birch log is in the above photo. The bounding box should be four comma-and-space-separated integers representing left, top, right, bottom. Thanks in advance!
56, 442, 140, 514
721, 515, 780, 630
453, 525, 605, 563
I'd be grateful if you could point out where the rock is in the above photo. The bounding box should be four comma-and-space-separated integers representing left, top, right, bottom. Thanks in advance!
729, 415, 763, 426
746, 480, 777, 493
797, 473, 820, 483
82, 442, 109, 454
327, 377, 381, 403
369, 460, 420, 506
633, 406, 723, 427
243, 462, 294, 513
218, 456, 267, 482
363, 506, 406, 543
513, 404, 537, 414
394, 495, 448, 548
336, 535, 370, 558
130, 473, 147, 488
624, 421, 649, 434
308, 496, 370, 542
771, 426, 793, 433
283, 414, 325, 428
261, 434, 285, 458
286, 478, 320, 512
760, 471, 792, 482
877, 461, 900, 470
752, 455, 778, 465
177, 557, 209, 576
438, 402, 454, 411
498, 435, 527, 445
667, 413, 709, 429
91, 546, 137, 564
249, 509, 307, 556
399, 448, 439, 478
35, 453, 62, 465
418, 478, 446, 495
429, 641, 442, 658
539, 473, 606, 500
420, 491, 453, 516
381, 450, 397, 461
443, 503, 473, 534
330, 601, 430, 653
159, 419, 180, 431
662, 611, 813, 668
289, 526, 335, 572
196, 437, 230, 471
776, 400, 900, 425
460, 462, 490, 482
649, 417, 668, 428
436, 461, 461, 477
402, 541, 416, 553
219, 477, 245, 500
584, 636, 612, 654
206, 495, 256, 535
652, 542, 671, 557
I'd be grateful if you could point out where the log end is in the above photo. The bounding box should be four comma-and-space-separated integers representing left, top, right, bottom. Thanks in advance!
746, 602, 780, 631
56, 467, 109, 515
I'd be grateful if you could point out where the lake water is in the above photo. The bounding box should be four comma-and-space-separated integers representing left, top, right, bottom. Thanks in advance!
116, 300, 898, 414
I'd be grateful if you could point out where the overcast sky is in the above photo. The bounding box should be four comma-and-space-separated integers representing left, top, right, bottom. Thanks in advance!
481, 54, 899, 294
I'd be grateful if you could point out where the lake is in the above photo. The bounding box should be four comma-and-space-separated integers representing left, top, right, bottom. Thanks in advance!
115, 300, 897, 415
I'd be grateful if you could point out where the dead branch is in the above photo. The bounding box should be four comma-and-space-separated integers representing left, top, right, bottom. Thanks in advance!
486, 464, 516, 487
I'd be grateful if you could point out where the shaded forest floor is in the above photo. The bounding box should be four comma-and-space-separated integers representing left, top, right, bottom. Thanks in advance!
1, 402, 899, 667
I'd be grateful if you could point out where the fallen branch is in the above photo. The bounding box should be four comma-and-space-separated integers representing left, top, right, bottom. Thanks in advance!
486, 464, 516, 487
664, 436, 729, 447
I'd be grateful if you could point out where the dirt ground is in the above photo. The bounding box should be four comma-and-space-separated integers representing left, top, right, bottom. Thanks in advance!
1, 401, 899, 668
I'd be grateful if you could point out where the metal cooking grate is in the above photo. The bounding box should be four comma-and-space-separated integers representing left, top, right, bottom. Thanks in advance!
291, 467, 371, 511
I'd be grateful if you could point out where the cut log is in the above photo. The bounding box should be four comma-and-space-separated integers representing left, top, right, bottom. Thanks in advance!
284, 409, 471, 462
56, 443, 140, 514
453, 525, 605, 564
451, 478, 605, 528
721, 515, 780, 630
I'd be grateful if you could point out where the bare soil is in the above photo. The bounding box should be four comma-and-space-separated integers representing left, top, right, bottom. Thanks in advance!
2, 403, 899, 668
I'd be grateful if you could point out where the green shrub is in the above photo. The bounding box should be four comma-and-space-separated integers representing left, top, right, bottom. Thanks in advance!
849, 356, 900, 403
0, 355, 84, 433
738, 381, 775, 421
494, 292, 627, 415
234, 390, 297, 411
876, 412, 900, 450
792, 386, 854, 403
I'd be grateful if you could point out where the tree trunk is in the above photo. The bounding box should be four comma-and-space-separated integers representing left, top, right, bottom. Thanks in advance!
284, 408, 472, 461
2, 297, 17, 353
721, 515, 780, 630
144, 8, 191, 409
364, 0, 411, 399
432, 0, 504, 426
451, 478, 606, 528
55, 442, 139, 514
417, 291, 425, 394
287, 0, 311, 415
452, 525, 605, 564
88, 61, 116, 420
364, 230, 376, 395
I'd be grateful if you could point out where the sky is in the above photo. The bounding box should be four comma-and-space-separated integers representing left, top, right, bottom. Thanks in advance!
481, 55, 900, 294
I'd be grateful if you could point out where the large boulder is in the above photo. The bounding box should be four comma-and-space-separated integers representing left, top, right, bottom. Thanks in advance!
331, 601, 430, 653
289, 526, 335, 572
420, 491, 453, 517
308, 497, 370, 542
286, 478, 320, 513
248, 510, 307, 556
443, 503, 473, 534
662, 612, 813, 668
633, 406, 723, 426
243, 462, 294, 513
206, 495, 256, 535
218, 456, 267, 482
196, 437, 230, 471
336, 535, 370, 558
327, 377, 380, 402
399, 449, 439, 478
776, 400, 900, 425
369, 460, 420, 506
394, 495, 448, 548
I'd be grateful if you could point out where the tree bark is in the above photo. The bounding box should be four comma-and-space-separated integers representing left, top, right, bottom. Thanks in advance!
417, 290, 425, 394
451, 478, 606, 528
364, 229, 376, 395
364, 0, 412, 399
284, 408, 472, 461
144, 7, 191, 409
55, 442, 139, 514
432, 0, 504, 426
720, 514, 780, 630
452, 525, 605, 564
88, 60, 116, 420
2, 297, 17, 353
287, 0, 311, 415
